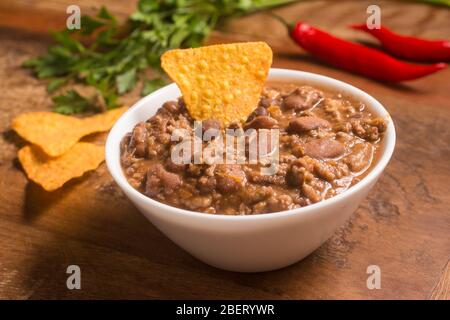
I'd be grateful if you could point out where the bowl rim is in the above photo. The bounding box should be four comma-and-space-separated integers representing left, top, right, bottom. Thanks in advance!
106, 68, 396, 221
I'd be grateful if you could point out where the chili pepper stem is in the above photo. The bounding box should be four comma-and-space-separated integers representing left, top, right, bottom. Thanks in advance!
266, 11, 294, 31
348, 23, 366, 30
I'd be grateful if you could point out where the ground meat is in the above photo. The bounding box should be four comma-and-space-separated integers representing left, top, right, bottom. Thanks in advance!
145, 164, 182, 197
302, 183, 322, 203
248, 170, 286, 185
313, 161, 336, 182
120, 133, 133, 166
241, 185, 274, 205
286, 164, 307, 187
165, 157, 186, 173
267, 194, 294, 212
120, 82, 387, 215
185, 195, 212, 210
351, 118, 387, 141
197, 175, 217, 193
215, 165, 246, 193
125, 161, 150, 189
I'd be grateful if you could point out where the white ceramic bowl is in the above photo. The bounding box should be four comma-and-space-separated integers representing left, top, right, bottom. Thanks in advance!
106, 68, 396, 272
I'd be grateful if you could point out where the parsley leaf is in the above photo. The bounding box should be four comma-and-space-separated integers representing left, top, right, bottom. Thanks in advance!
141, 78, 167, 96
116, 68, 137, 94
52, 90, 93, 114
47, 78, 68, 93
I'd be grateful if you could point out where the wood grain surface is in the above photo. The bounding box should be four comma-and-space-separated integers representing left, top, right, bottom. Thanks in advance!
0, 0, 449, 299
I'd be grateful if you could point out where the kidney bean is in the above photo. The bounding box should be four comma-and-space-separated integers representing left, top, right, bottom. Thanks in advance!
282, 94, 307, 111
259, 97, 273, 108
244, 116, 278, 130
345, 142, 373, 172
130, 122, 148, 158
247, 106, 269, 122
304, 139, 345, 159
131, 123, 147, 142
157, 166, 182, 190
162, 100, 181, 114
202, 119, 222, 134
288, 116, 330, 133
120, 132, 132, 152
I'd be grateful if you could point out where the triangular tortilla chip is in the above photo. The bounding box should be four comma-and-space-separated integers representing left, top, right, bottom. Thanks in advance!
12, 107, 126, 157
18, 142, 105, 191
161, 42, 272, 125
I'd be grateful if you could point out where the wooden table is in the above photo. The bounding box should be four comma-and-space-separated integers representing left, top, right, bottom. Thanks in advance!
0, 0, 449, 299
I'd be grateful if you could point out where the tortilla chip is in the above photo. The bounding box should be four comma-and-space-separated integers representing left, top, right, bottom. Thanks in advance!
82, 107, 128, 132
18, 142, 105, 191
161, 42, 272, 125
12, 107, 126, 157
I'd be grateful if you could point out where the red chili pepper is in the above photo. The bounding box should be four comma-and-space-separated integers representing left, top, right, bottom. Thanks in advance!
351, 24, 450, 62
289, 22, 446, 82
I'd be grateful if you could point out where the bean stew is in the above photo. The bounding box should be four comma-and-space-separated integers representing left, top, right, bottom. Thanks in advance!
120, 82, 387, 215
